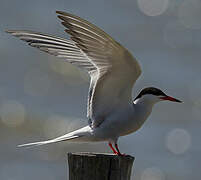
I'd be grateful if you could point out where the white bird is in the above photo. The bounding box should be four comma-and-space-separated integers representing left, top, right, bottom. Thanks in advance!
6, 11, 181, 155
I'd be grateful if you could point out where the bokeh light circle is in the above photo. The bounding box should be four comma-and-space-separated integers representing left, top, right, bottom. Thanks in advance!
141, 167, 165, 180
178, 0, 201, 29
137, 0, 169, 16
166, 128, 191, 154
0, 100, 26, 127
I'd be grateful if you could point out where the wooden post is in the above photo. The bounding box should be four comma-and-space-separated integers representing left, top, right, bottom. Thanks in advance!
68, 152, 134, 180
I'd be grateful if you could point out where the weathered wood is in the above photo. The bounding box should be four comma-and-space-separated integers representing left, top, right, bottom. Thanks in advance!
68, 152, 134, 180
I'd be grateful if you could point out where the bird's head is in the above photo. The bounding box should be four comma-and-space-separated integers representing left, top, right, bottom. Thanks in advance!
134, 87, 182, 105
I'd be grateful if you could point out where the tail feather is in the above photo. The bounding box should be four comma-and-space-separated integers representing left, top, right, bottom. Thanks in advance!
17, 135, 79, 148
17, 125, 91, 148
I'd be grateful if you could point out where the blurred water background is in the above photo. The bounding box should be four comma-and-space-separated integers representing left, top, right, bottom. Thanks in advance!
1, 0, 201, 179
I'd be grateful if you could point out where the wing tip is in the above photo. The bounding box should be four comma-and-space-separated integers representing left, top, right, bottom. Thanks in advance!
5, 30, 28, 36
56, 11, 66, 16
17, 144, 26, 148
56, 11, 78, 20
5, 30, 15, 34
17, 143, 34, 148
17, 141, 43, 148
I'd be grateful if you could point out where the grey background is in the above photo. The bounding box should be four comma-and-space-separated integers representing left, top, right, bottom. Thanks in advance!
0, 0, 201, 179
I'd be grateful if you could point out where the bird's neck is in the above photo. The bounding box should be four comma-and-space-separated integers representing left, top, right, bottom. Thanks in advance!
133, 98, 155, 126
134, 96, 156, 107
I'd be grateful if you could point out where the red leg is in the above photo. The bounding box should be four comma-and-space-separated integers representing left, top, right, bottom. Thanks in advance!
108, 142, 118, 154
115, 143, 125, 156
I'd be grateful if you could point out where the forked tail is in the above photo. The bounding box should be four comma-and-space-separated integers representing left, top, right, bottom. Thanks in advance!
18, 125, 91, 148
18, 135, 80, 148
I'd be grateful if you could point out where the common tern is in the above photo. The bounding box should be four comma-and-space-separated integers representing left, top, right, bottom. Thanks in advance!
6, 11, 182, 155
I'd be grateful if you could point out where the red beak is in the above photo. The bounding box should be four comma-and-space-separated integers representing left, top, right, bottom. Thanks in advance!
160, 96, 182, 103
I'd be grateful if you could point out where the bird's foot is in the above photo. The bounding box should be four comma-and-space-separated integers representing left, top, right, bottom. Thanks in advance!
109, 142, 118, 154
114, 143, 126, 156
108, 142, 126, 156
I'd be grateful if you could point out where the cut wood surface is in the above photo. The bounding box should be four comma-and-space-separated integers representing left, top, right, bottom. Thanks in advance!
68, 152, 134, 180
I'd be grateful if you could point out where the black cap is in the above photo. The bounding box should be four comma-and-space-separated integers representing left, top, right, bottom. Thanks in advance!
134, 87, 166, 101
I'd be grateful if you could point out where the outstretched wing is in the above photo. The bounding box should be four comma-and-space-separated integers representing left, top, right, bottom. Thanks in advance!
7, 11, 142, 128
6, 30, 95, 73
56, 11, 142, 128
